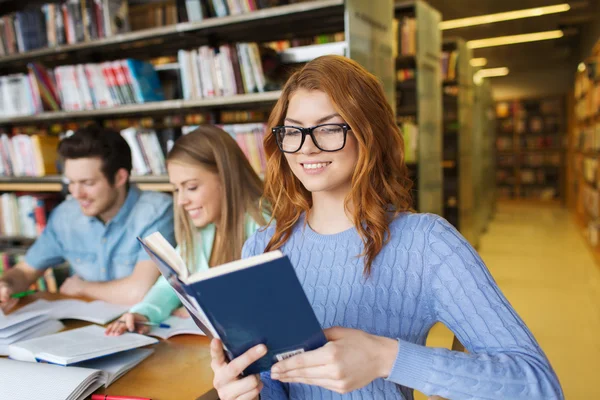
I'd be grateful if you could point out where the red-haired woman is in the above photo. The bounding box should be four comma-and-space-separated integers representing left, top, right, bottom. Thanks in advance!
209, 56, 563, 400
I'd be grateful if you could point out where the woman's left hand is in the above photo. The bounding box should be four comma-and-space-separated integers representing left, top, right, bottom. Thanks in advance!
270, 327, 398, 394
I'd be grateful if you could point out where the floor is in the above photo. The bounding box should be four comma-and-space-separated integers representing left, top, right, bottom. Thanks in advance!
415, 201, 600, 400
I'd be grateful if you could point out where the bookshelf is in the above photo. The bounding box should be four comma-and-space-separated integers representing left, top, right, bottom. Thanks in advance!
495, 97, 565, 201
571, 42, 600, 253
440, 38, 475, 245
395, 1, 442, 215
0, 0, 397, 256
473, 78, 496, 239
0, 91, 283, 125
0, 1, 346, 73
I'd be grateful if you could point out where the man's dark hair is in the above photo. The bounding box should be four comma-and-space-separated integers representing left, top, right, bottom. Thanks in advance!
58, 125, 132, 185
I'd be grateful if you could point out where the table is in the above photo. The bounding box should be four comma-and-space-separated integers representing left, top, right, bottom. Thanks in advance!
7, 292, 218, 400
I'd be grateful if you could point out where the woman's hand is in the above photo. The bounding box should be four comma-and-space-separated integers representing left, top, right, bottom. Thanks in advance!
210, 338, 266, 400
172, 306, 190, 318
270, 327, 398, 394
105, 313, 150, 336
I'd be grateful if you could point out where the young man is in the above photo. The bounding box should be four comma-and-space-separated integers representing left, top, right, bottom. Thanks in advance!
0, 125, 175, 311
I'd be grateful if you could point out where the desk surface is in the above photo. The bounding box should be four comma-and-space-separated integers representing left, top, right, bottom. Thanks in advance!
8, 293, 217, 400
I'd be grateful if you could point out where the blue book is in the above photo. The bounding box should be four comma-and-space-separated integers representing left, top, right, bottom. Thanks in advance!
137, 232, 327, 375
124, 59, 165, 103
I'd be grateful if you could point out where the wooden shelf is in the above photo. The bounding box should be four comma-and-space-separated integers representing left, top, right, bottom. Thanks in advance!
0, 0, 344, 73
0, 175, 171, 192
0, 91, 282, 125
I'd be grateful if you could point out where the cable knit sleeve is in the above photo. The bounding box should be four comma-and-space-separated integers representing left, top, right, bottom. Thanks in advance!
242, 229, 290, 400
386, 215, 564, 400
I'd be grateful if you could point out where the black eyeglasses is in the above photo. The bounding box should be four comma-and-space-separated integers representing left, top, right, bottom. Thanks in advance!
272, 123, 351, 153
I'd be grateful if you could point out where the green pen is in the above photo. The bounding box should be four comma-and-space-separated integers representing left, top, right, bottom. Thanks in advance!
10, 289, 37, 299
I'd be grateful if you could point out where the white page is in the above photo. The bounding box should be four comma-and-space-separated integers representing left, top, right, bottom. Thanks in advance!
0, 319, 64, 356
0, 311, 50, 338
149, 315, 205, 339
0, 358, 104, 400
9, 325, 158, 365
77, 348, 155, 386
12, 299, 128, 324
61, 301, 128, 324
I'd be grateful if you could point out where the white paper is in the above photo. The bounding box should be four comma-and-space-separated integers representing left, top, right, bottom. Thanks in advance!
9, 325, 158, 365
149, 315, 205, 339
12, 299, 128, 324
0, 358, 104, 400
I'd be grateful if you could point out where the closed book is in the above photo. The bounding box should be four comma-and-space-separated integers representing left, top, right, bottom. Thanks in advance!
138, 232, 327, 375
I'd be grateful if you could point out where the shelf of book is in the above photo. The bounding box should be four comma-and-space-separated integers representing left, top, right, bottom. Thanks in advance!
0, 0, 345, 73
395, 1, 442, 215
441, 38, 476, 246
495, 96, 566, 202
0, 175, 172, 193
0, 91, 282, 125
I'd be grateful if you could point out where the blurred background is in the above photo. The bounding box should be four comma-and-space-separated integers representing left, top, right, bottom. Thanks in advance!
0, 0, 597, 398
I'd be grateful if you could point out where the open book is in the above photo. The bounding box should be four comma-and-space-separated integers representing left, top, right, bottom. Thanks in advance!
9, 325, 158, 365
0, 310, 65, 355
148, 315, 205, 340
12, 299, 129, 325
0, 349, 153, 400
138, 232, 327, 375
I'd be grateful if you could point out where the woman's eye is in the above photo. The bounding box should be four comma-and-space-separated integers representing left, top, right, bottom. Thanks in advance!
188, 186, 197, 191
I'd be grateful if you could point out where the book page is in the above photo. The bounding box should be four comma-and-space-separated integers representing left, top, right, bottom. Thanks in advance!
143, 232, 189, 280
11, 299, 128, 325
0, 319, 64, 356
0, 358, 103, 400
10, 325, 157, 365
149, 315, 204, 339
0, 310, 49, 337
77, 348, 154, 386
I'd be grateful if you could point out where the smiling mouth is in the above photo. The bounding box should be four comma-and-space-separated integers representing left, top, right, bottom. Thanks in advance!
186, 208, 202, 217
301, 162, 332, 170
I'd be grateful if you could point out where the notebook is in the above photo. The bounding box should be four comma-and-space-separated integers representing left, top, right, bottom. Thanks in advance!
12, 299, 129, 324
148, 315, 205, 339
0, 310, 65, 355
9, 324, 158, 365
138, 232, 327, 375
0, 349, 154, 400
0, 319, 65, 355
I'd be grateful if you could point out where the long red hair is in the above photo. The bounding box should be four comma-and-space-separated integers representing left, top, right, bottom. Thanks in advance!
263, 55, 413, 275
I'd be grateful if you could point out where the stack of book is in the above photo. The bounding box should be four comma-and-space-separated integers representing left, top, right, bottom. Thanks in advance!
441, 51, 458, 82
120, 128, 168, 176
183, 123, 267, 176
177, 42, 267, 99
0, 60, 164, 117
0, 193, 61, 238
0, 0, 130, 55
0, 133, 60, 177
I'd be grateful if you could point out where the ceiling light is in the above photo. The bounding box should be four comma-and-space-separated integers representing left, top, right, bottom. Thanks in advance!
467, 30, 564, 49
475, 67, 510, 78
440, 4, 571, 30
470, 58, 488, 67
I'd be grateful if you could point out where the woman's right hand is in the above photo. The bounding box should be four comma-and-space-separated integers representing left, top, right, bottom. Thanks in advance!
105, 313, 150, 336
210, 338, 266, 400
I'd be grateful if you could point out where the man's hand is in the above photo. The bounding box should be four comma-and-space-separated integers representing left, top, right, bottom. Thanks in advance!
59, 275, 87, 297
0, 281, 18, 313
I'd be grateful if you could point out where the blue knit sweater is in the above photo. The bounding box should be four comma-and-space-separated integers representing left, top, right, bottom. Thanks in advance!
241, 212, 563, 400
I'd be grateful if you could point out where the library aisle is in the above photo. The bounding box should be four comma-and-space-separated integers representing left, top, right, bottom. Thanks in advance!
476, 201, 600, 398
418, 200, 600, 399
